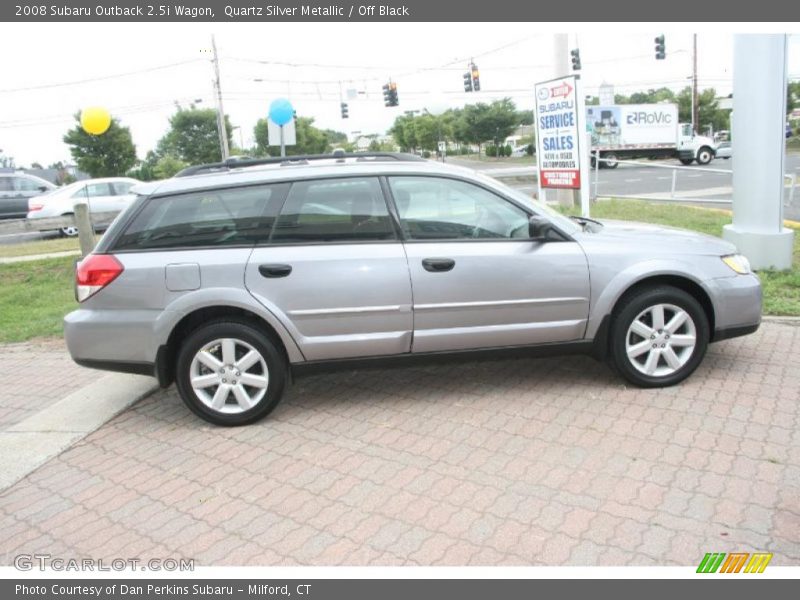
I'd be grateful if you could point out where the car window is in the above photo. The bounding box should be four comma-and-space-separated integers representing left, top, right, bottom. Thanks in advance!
111, 181, 135, 195
388, 176, 530, 240
72, 183, 113, 199
0, 177, 12, 192
113, 184, 288, 251
14, 177, 46, 192
271, 177, 395, 244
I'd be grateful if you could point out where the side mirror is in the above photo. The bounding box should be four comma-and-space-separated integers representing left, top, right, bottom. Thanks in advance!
528, 215, 551, 241
38, 186, 49, 192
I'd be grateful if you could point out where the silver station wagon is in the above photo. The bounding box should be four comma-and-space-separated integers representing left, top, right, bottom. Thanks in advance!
64, 153, 761, 425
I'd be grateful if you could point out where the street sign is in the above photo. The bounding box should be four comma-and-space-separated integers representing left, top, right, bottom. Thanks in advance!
267, 118, 296, 146
534, 75, 583, 190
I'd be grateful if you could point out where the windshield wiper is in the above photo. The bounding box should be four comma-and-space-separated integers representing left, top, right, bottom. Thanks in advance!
568, 215, 603, 227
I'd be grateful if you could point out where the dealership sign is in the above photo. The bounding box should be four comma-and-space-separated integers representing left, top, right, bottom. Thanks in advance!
534, 75, 582, 189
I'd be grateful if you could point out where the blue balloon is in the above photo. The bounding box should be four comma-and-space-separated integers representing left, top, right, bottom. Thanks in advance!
269, 98, 294, 126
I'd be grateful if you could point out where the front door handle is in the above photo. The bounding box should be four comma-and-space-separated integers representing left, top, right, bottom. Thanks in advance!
422, 258, 455, 272
258, 264, 292, 278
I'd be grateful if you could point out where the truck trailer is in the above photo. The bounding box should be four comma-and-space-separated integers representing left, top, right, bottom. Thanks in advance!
586, 103, 717, 168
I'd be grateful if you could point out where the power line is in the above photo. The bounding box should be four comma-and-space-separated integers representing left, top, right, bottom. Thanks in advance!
0, 59, 205, 94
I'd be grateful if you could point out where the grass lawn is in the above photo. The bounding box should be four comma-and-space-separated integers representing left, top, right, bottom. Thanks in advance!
561, 199, 800, 316
0, 236, 80, 259
0, 256, 77, 343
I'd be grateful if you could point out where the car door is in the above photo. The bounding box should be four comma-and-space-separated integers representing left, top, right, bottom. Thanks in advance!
245, 176, 413, 362
387, 175, 590, 354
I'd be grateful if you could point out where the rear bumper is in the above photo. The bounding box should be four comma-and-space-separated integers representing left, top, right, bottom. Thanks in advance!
64, 307, 162, 366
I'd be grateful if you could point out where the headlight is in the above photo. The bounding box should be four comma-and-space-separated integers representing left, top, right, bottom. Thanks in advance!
722, 254, 751, 275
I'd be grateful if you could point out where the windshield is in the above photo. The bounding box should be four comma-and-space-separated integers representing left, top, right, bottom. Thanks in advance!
473, 172, 582, 235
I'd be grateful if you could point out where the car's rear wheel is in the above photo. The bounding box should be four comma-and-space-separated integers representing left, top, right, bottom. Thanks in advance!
609, 286, 709, 388
175, 320, 287, 426
59, 214, 78, 237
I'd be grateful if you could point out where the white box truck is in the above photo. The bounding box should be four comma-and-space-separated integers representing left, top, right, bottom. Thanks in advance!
586, 103, 717, 168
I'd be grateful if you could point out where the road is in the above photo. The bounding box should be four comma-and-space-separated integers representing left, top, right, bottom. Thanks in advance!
452, 154, 800, 221
2, 153, 799, 246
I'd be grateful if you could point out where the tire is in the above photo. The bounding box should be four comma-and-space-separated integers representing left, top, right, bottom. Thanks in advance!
59, 214, 78, 237
609, 286, 709, 388
679, 158, 694, 166
175, 319, 287, 426
602, 153, 619, 169
695, 147, 713, 165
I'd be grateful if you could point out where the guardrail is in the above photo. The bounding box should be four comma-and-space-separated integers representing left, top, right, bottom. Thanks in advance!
0, 211, 118, 236
0, 209, 120, 256
591, 152, 797, 207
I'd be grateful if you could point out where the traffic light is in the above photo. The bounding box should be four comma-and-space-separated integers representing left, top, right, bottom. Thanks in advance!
340, 102, 349, 119
570, 48, 581, 71
383, 81, 398, 107
470, 63, 480, 92
463, 71, 473, 92
655, 35, 666, 60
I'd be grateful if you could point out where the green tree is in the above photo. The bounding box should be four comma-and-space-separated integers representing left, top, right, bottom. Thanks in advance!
157, 108, 232, 165
63, 113, 137, 177
154, 155, 189, 179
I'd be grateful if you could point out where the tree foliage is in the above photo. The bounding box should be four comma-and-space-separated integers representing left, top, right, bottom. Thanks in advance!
253, 116, 345, 156
63, 114, 137, 177
156, 108, 233, 165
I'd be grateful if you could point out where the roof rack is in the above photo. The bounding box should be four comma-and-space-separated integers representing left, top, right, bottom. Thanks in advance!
174, 151, 425, 178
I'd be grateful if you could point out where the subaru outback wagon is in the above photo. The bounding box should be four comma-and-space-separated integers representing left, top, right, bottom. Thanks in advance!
64, 153, 761, 426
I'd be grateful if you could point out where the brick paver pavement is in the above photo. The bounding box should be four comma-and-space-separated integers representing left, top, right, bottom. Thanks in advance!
1, 322, 798, 566
0, 339, 98, 430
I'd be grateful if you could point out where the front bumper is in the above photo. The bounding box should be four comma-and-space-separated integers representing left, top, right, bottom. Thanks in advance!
709, 273, 762, 342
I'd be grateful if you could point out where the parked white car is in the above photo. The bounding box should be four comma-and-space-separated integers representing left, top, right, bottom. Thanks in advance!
27, 177, 140, 237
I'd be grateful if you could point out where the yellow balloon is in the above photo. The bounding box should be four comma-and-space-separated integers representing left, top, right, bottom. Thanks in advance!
80, 107, 111, 135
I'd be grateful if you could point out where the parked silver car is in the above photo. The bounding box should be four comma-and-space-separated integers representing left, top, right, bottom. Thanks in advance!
64, 153, 762, 425
0, 172, 56, 219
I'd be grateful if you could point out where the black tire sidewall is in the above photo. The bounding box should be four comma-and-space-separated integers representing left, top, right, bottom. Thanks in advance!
696, 148, 712, 165
175, 320, 287, 426
610, 287, 709, 388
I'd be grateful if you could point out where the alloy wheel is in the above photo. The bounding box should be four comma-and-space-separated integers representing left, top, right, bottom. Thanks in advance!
625, 303, 697, 377
189, 338, 269, 414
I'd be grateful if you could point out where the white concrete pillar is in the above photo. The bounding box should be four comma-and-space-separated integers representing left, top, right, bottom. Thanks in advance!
722, 34, 794, 270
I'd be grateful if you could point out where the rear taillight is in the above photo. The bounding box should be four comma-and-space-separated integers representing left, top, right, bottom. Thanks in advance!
75, 254, 124, 302
28, 203, 43, 212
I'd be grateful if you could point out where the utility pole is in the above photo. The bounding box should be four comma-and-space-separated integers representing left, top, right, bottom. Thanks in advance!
692, 34, 699, 134
211, 35, 230, 162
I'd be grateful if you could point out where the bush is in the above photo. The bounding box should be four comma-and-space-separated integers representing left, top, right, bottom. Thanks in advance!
526, 144, 534, 156
486, 145, 497, 157
422, 150, 432, 159
503, 145, 513, 157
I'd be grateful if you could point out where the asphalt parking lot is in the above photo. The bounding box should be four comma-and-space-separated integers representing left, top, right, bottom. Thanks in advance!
1, 321, 798, 566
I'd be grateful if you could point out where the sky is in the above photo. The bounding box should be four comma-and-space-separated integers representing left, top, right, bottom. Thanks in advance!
0, 22, 798, 167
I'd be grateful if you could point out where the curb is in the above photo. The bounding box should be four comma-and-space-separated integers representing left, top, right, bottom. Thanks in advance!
0, 250, 81, 265
0, 373, 158, 492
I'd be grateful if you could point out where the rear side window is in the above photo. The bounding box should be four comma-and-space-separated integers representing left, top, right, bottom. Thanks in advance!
271, 177, 395, 244
112, 181, 135, 195
14, 177, 46, 192
0, 177, 12, 192
72, 183, 113, 198
113, 184, 288, 251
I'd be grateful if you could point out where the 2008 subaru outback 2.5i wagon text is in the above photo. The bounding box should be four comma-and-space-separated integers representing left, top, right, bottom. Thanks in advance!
64, 152, 761, 426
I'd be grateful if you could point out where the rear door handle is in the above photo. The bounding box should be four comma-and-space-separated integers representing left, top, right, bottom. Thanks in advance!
258, 264, 292, 278
422, 258, 455, 272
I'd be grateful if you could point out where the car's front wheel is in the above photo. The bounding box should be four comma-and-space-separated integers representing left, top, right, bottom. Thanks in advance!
609, 286, 709, 388
175, 320, 287, 426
